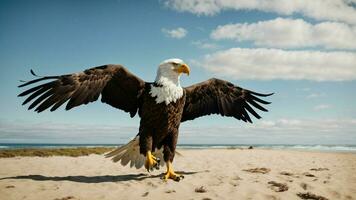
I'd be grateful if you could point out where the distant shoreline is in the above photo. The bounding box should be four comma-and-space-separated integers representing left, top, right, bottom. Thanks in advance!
1, 143, 356, 153
0, 145, 356, 158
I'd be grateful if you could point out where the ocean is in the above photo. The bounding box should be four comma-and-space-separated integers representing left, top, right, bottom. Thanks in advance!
0, 143, 356, 152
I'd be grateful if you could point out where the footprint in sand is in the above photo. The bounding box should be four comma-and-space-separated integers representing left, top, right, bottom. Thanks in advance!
297, 192, 329, 200
310, 168, 329, 171
146, 181, 157, 188
54, 196, 75, 200
231, 175, 243, 180
165, 189, 176, 193
280, 171, 300, 179
267, 181, 288, 192
195, 186, 207, 193
243, 167, 271, 174
142, 192, 149, 197
345, 195, 353, 200
280, 171, 293, 176
229, 175, 242, 186
300, 182, 312, 190
229, 181, 239, 187
302, 172, 316, 177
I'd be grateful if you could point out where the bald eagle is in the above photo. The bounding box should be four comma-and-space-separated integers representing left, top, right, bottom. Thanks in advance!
18, 58, 272, 181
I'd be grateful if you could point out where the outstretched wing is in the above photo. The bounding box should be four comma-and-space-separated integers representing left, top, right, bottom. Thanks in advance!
181, 78, 273, 123
18, 64, 145, 117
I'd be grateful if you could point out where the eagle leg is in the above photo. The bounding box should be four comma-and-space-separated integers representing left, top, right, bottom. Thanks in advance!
144, 151, 159, 172
162, 161, 184, 182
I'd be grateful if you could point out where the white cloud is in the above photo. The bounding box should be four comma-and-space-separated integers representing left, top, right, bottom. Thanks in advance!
180, 118, 356, 144
195, 48, 356, 81
306, 93, 324, 99
1, 118, 356, 144
162, 27, 188, 39
253, 118, 346, 131
211, 18, 356, 50
192, 40, 219, 49
164, 0, 356, 24
314, 104, 332, 110
0, 121, 137, 143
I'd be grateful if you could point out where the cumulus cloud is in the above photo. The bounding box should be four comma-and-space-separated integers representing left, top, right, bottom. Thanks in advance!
164, 0, 356, 24
162, 27, 188, 39
211, 18, 356, 50
195, 48, 356, 81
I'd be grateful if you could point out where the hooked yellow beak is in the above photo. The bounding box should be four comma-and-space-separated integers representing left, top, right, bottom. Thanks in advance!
175, 63, 190, 76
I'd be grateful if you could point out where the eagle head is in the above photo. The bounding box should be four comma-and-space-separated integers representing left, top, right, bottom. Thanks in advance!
155, 58, 190, 85
151, 58, 190, 104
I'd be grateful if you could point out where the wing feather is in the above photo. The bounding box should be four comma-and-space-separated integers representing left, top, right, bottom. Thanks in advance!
29, 89, 54, 110
22, 86, 52, 105
35, 93, 63, 112
182, 78, 272, 123
18, 65, 145, 116
250, 95, 271, 104
18, 82, 52, 97
50, 93, 73, 111
244, 102, 261, 119
246, 98, 268, 112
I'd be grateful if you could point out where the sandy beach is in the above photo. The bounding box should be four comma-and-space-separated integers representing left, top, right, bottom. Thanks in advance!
1, 149, 355, 200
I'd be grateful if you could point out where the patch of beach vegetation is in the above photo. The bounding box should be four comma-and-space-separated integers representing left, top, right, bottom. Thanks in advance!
0, 147, 114, 158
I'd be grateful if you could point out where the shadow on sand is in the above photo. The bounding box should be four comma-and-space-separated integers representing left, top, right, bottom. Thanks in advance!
0, 171, 199, 183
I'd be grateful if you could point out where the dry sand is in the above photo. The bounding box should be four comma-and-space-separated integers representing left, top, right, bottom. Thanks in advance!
1, 149, 356, 200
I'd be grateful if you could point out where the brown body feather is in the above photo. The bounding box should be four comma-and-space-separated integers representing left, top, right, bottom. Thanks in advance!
138, 83, 186, 162
18, 65, 272, 165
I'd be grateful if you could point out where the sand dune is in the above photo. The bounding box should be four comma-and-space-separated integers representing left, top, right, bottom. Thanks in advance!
1, 149, 355, 200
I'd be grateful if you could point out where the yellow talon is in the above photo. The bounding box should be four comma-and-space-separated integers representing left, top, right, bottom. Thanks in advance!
144, 151, 158, 172
163, 161, 184, 181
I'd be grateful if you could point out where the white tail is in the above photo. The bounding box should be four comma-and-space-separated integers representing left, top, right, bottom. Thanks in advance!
105, 136, 165, 169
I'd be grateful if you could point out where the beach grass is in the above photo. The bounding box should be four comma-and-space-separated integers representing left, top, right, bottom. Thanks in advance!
0, 147, 115, 158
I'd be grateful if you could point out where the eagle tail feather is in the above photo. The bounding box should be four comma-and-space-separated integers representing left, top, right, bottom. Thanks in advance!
105, 136, 165, 169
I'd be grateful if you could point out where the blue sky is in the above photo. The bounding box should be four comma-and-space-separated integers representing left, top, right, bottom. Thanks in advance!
0, 0, 355, 144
